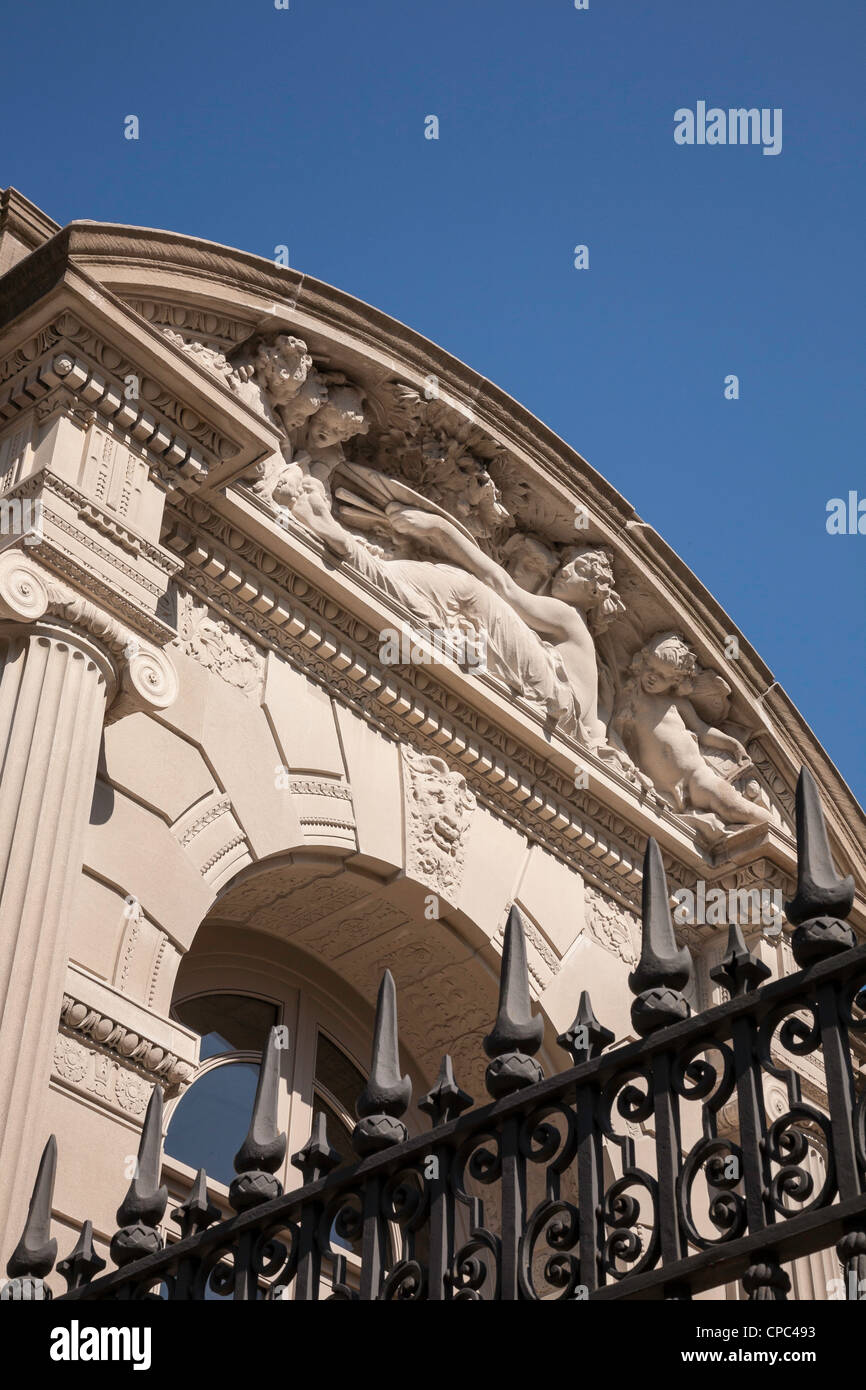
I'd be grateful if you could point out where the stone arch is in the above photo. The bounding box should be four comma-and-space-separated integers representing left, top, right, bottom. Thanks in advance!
166, 834, 574, 1116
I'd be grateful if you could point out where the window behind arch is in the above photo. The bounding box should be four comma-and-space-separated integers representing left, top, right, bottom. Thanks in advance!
165, 993, 279, 1186
312, 1031, 366, 1168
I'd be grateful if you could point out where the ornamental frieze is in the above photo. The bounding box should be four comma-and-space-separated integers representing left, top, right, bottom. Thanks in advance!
57, 994, 194, 1092
172, 585, 264, 698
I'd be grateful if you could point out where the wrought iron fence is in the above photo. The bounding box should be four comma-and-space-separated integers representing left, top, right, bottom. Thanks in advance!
6, 767, 866, 1301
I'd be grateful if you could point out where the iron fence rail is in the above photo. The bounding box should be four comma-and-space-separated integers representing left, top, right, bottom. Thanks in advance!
5, 767, 866, 1301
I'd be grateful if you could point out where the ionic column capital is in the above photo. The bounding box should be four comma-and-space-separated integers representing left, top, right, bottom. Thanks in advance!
0, 549, 178, 720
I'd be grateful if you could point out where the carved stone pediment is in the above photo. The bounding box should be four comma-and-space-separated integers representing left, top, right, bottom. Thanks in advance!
165, 325, 789, 849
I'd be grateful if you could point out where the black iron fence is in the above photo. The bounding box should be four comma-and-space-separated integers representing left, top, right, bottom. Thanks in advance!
6, 767, 866, 1301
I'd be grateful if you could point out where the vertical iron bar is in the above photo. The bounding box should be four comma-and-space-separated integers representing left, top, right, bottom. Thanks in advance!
653, 1053, 686, 1265
294, 1204, 321, 1301
816, 981, 860, 1202
359, 1176, 385, 1299
731, 1014, 768, 1235
232, 1232, 257, 1301
575, 1081, 604, 1293
426, 1143, 453, 1300
499, 1115, 524, 1299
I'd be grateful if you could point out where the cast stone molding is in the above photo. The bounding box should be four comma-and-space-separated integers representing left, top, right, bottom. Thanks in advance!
584, 883, 640, 966
173, 585, 264, 698
58, 993, 194, 1091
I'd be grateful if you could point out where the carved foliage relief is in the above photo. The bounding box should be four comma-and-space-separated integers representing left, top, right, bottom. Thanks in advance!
584, 884, 639, 967
173, 586, 264, 698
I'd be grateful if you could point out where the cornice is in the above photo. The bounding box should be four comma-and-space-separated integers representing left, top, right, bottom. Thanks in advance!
0, 187, 60, 256
0, 333, 212, 487
0, 266, 280, 495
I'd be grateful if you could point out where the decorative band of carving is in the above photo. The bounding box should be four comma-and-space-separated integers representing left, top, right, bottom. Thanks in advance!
14, 469, 182, 576
299, 816, 356, 830
59, 994, 194, 1089
179, 795, 233, 846
289, 777, 353, 800
200, 833, 248, 877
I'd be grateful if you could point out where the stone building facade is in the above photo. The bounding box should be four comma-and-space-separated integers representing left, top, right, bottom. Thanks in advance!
0, 186, 863, 1297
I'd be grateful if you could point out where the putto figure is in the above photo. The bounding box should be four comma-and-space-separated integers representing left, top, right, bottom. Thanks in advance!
614, 632, 771, 827
234, 336, 369, 503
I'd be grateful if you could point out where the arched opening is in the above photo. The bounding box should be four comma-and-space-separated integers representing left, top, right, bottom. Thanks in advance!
158, 848, 523, 1294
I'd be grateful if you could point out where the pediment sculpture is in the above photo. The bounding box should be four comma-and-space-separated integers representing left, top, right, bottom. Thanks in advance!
174, 328, 780, 841
613, 632, 772, 832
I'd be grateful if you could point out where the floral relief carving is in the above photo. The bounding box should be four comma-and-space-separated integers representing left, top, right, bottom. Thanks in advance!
584, 884, 639, 966
173, 585, 264, 697
401, 745, 476, 899
53, 1035, 87, 1085
113, 1070, 150, 1116
52, 1034, 159, 1118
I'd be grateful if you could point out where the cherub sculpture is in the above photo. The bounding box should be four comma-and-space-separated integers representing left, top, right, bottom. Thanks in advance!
295, 377, 369, 484
613, 632, 771, 827
233, 336, 369, 507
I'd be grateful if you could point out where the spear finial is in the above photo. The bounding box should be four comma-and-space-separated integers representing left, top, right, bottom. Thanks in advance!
785, 767, 856, 965
419, 1055, 473, 1126
57, 1220, 106, 1292
710, 921, 771, 997
230, 1027, 287, 1212
172, 1169, 220, 1240
353, 971, 412, 1156
629, 839, 693, 1036
484, 905, 544, 1097
292, 1111, 341, 1183
5, 1136, 58, 1289
557, 990, 615, 1064
110, 1087, 168, 1266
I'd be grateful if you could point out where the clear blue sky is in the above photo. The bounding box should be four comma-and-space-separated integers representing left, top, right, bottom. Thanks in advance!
3, 0, 864, 803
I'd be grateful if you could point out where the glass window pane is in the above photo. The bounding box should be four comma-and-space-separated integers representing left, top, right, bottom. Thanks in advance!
314, 1033, 365, 1116
174, 994, 278, 1059
165, 1062, 260, 1186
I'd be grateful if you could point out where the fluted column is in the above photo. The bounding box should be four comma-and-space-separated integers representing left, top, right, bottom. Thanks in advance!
0, 620, 113, 1248
0, 551, 177, 1257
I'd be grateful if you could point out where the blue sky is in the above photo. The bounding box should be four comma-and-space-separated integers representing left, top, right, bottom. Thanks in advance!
3, 0, 864, 802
